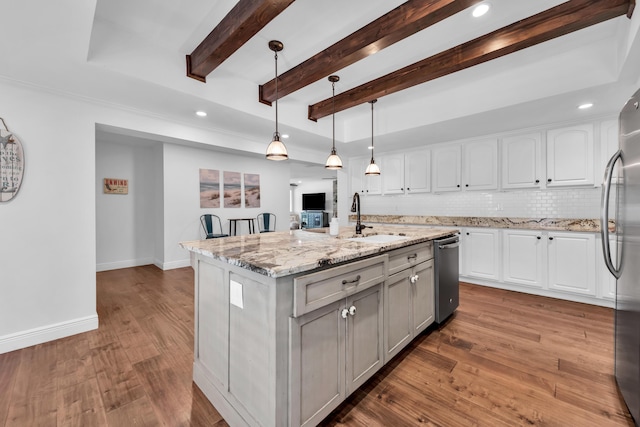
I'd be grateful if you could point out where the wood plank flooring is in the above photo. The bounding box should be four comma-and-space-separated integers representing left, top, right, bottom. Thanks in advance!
0, 265, 634, 426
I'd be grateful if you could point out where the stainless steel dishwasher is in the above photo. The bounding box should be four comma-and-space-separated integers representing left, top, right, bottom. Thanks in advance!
434, 235, 460, 323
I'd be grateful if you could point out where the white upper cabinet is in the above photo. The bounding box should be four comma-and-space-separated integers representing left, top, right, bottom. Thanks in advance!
349, 157, 381, 196
599, 119, 619, 185
381, 154, 405, 194
432, 145, 461, 192
501, 133, 542, 189
404, 150, 431, 194
462, 139, 498, 191
546, 124, 594, 187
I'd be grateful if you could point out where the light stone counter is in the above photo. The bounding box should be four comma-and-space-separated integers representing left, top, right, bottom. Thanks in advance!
348, 214, 613, 233
180, 225, 457, 278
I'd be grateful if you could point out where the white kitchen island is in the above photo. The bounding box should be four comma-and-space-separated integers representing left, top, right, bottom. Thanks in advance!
180, 225, 457, 427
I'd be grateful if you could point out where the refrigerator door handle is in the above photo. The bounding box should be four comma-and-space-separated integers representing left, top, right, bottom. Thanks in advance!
601, 149, 622, 279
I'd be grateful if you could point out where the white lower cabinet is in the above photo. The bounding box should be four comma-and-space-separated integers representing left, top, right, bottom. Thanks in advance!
502, 230, 544, 288
547, 232, 596, 296
461, 228, 501, 281
461, 228, 609, 306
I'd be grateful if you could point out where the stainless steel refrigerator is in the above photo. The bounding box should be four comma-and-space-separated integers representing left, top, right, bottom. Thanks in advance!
601, 88, 640, 426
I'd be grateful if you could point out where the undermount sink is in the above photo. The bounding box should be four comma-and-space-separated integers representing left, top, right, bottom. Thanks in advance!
346, 234, 409, 244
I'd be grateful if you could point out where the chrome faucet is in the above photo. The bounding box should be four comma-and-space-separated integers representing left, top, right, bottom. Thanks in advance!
351, 192, 371, 234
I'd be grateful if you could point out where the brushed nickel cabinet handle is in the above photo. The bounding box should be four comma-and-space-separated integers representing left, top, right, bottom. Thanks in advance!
342, 275, 361, 285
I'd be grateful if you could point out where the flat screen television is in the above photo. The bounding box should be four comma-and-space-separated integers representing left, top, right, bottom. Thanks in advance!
302, 192, 326, 211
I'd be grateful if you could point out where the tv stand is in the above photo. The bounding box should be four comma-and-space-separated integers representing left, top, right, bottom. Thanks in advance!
300, 211, 329, 229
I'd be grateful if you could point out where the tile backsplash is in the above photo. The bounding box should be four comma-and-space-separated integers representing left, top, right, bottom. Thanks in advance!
359, 187, 605, 219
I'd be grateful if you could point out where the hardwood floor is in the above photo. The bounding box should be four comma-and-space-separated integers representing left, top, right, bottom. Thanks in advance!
0, 265, 634, 426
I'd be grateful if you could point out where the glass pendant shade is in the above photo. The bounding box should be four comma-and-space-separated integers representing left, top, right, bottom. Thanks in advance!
325, 149, 343, 170
266, 40, 288, 161
365, 158, 380, 175
365, 99, 380, 175
266, 132, 288, 161
325, 75, 343, 169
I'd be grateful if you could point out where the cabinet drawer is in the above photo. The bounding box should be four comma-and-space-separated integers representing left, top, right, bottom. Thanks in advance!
293, 255, 386, 317
388, 243, 433, 275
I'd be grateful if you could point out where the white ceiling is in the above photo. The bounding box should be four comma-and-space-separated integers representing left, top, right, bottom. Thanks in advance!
2, 0, 640, 181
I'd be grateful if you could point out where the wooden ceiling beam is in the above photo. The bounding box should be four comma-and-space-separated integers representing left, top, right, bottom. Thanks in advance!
308, 0, 631, 121
259, 0, 485, 105
187, 0, 295, 82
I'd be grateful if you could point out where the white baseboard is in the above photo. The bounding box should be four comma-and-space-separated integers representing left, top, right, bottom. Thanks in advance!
96, 257, 154, 272
160, 259, 192, 270
0, 314, 99, 354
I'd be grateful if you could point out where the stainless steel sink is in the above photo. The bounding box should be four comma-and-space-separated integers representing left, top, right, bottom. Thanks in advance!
346, 234, 408, 244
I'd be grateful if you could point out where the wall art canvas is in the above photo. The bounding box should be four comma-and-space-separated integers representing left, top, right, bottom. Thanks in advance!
244, 173, 260, 208
103, 178, 128, 195
199, 169, 220, 208
0, 127, 24, 202
223, 171, 242, 208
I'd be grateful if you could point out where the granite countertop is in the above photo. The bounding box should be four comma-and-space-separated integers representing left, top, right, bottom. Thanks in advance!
180, 225, 458, 278
348, 215, 612, 233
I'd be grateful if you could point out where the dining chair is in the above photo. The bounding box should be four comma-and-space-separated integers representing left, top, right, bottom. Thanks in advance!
257, 213, 276, 233
200, 214, 229, 239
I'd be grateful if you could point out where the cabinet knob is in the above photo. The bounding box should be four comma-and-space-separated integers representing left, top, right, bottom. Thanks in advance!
466, 232, 470, 235
549, 237, 554, 241
341, 308, 349, 319
348, 305, 357, 316
410, 274, 420, 284
547, 178, 552, 183
535, 179, 540, 184
465, 184, 469, 187
537, 236, 541, 240
456, 184, 460, 188
401, 188, 404, 191
407, 188, 410, 191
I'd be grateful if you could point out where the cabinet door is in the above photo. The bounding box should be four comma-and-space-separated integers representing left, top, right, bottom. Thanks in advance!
345, 284, 383, 394
463, 139, 498, 191
547, 232, 596, 296
405, 150, 431, 193
382, 154, 405, 194
412, 259, 434, 335
546, 124, 594, 186
502, 133, 542, 189
432, 145, 461, 192
600, 119, 620, 185
290, 300, 346, 427
462, 228, 501, 281
366, 167, 382, 195
384, 271, 412, 362
502, 230, 544, 288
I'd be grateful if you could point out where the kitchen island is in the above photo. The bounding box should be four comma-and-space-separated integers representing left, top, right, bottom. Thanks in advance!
180, 225, 457, 427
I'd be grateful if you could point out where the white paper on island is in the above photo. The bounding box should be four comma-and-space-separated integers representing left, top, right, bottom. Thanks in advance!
230, 279, 244, 309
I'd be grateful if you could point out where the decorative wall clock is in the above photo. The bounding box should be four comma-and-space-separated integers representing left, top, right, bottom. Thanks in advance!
0, 118, 24, 202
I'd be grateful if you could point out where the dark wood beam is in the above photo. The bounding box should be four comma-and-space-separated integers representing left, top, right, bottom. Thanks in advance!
628, 0, 636, 18
308, 0, 631, 121
259, 0, 485, 105
186, 0, 295, 82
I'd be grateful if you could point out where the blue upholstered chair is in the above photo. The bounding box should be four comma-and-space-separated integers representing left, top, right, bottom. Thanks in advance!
257, 213, 276, 233
200, 214, 229, 239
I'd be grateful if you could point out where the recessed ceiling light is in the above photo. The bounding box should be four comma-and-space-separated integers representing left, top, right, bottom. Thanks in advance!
196, 111, 207, 117
282, 134, 289, 139
578, 103, 593, 110
472, 4, 490, 17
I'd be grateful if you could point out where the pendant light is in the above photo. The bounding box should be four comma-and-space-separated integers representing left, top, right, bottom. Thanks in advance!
325, 75, 343, 170
265, 40, 288, 161
365, 99, 381, 175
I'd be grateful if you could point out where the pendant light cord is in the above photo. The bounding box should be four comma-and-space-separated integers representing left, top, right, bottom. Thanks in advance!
274, 51, 279, 136
370, 101, 374, 162
332, 81, 336, 151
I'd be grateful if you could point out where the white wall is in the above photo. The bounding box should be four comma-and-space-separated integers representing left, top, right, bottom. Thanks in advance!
162, 143, 290, 269
0, 81, 98, 352
95, 140, 157, 271
292, 179, 335, 215
0, 78, 309, 354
